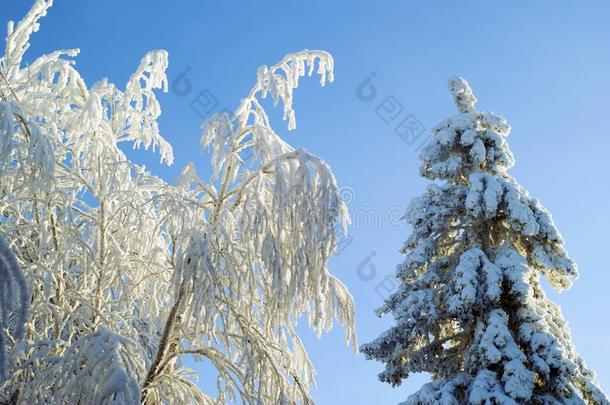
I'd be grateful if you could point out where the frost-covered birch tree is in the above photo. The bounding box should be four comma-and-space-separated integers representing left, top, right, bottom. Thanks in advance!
361, 77, 608, 404
0, 1, 355, 403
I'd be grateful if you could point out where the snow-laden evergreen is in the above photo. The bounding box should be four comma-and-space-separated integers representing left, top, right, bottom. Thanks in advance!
361, 77, 608, 404
0, 1, 355, 403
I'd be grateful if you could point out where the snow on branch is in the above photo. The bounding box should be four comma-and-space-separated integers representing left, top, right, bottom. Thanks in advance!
121, 50, 173, 165
448, 76, 477, 113
23, 327, 145, 404
152, 50, 354, 403
0, 236, 28, 380
2, 0, 53, 80
235, 50, 334, 131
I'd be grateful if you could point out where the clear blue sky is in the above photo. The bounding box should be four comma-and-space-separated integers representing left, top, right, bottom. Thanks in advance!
2, 1, 610, 403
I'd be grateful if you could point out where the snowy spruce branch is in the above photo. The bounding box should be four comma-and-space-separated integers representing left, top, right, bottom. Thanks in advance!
0, 1, 355, 404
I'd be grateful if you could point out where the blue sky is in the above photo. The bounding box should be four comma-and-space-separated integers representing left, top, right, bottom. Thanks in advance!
2, 1, 610, 403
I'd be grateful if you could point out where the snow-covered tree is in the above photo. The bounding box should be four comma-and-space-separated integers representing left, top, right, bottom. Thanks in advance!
0, 1, 355, 403
361, 77, 608, 404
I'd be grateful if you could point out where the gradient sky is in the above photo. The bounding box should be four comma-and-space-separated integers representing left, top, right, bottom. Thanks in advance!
2, 1, 610, 403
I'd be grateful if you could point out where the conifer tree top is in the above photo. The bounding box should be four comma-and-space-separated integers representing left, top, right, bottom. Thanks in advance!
449, 77, 477, 113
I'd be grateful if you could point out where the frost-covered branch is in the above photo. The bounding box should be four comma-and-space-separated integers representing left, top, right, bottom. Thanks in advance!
0, 236, 29, 381
142, 49, 355, 404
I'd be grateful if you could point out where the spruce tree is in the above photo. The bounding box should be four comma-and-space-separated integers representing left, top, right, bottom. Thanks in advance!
361, 77, 609, 404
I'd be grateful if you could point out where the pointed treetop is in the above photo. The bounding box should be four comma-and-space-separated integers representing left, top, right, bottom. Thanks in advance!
419, 77, 514, 182
449, 76, 477, 113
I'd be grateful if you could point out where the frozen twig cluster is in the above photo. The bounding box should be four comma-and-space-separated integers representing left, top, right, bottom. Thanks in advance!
0, 236, 28, 381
